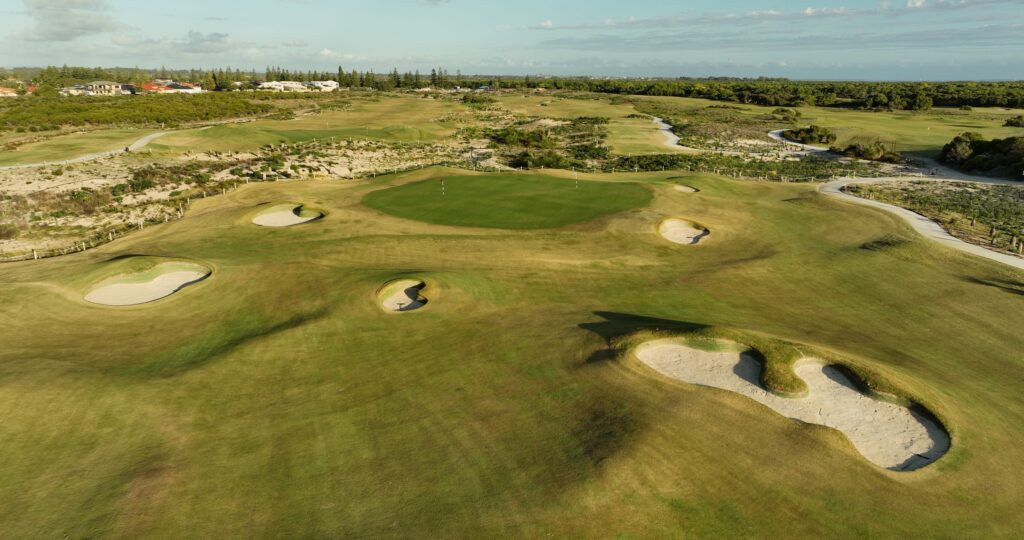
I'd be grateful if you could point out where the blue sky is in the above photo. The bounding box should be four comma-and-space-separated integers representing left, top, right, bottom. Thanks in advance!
1, 0, 1021, 80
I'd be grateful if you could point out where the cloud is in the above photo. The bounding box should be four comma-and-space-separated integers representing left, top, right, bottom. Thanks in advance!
281, 39, 308, 47
19, 0, 121, 41
319, 48, 360, 61
175, 30, 233, 54
527, 0, 1018, 31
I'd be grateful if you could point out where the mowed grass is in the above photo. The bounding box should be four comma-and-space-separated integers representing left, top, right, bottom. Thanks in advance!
637, 94, 1024, 156
0, 168, 1023, 537
362, 173, 652, 229
0, 128, 157, 166
150, 94, 467, 153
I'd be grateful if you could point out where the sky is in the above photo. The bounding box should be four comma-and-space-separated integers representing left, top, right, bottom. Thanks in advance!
0, 0, 1021, 80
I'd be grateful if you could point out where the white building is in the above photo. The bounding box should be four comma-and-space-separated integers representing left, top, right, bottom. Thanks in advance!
257, 81, 309, 92
306, 80, 339, 92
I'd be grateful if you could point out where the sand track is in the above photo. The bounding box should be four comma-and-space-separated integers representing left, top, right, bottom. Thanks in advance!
635, 339, 950, 471
379, 279, 428, 312
85, 262, 210, 306
252, 204, 324, 227
659, 219, 709, 245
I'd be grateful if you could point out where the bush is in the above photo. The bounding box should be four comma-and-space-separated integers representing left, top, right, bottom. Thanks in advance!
782, 125, 836, 145
1005, 116, 1024, 128
833, 142, 903, 163
0, 223, 18, 240
940, 132, 1024, 178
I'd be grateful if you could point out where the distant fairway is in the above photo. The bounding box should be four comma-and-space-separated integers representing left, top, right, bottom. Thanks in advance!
362, 173, 652, 229
151, 95, 464, 153
0, 128, 157, 166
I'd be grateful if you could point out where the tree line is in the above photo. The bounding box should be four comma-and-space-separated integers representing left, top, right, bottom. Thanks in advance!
7, 65, 1023, 109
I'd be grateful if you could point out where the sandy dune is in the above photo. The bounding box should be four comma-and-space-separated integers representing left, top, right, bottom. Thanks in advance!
252, 204, 323, 227
659, 219, 709, 245
85, 262, 210, 306
379, 280, 428, 312
635, 339, 950, 471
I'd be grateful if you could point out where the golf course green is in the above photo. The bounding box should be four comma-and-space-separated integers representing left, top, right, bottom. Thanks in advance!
362, 173, 652, 229
0, 167, 1022, 537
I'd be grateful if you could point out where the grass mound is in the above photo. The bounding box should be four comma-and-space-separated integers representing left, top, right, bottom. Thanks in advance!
362, 174, 651, 229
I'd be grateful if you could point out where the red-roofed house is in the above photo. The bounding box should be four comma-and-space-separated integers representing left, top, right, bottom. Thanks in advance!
0, 88, 17, 98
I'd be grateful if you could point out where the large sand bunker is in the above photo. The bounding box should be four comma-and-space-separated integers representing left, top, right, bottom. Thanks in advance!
378, 279, 428, 312
252, 204, 324, 227
635, 339, 950, 471
659, 219, 709, 245
85, 262, 211, 306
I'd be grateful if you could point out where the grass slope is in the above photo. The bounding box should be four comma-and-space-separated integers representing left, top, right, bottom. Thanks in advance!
0, 168, 1022, 537
0, 128, 157, 166
362, 173, 652, 229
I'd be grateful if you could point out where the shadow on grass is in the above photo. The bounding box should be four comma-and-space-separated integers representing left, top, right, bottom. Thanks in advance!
578, 311, 707, 364
963, 276, 1024, 297
117, 307, 330, 378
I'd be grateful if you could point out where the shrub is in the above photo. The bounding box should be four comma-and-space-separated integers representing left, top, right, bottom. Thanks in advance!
782, 125, 836, 145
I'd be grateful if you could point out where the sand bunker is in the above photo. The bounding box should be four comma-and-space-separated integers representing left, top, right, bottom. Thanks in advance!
252, 204, 323, 227
379, 279, 428, 312
635, 340, 950, 471
659, 219, 709, 245
85, 262, 210, 306
673, 185, 699, 193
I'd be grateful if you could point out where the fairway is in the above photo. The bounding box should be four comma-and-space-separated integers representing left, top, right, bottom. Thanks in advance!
151, 95, 466, 154
362, 173, 652, 229
2, 167, 1023, 536
0, 128, 157, 166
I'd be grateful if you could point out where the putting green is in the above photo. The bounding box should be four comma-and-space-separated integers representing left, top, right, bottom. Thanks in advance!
361, 174, 652, 229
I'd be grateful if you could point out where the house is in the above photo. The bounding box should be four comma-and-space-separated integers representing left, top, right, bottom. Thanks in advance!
85, 81, 123, 96
257, 81, 308, 92
306, 80, 339, 92
165, 82, 203, 94
0, 88, 17, 98
60, 85, 91, 96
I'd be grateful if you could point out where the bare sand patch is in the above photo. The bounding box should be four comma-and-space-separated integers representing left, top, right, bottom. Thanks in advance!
659, 219, 709, 245
635, 339, 950, 471
85, 262, 210, 306
673, 185, 699, 193
252, 204, 324, 227
378, 279, 428, 312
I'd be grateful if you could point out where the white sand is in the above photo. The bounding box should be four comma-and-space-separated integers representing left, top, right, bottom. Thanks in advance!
85, 264, 209, 306
659, 219, 709, 245
673, 185, 699, 193
252, 204, 323, 227
380, 280, 427, 312
635, 340, 950, 471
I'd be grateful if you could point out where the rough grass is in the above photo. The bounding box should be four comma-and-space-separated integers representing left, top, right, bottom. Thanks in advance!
0, 168, 1022, 537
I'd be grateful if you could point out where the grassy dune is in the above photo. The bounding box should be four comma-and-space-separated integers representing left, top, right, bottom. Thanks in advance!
496, 95, 674, 155
0, 168, 1022, 537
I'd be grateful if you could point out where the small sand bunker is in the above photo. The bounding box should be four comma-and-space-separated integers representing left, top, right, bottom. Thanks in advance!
659, 219, 709, 245
635, 340, 950, 471
85, 262, 210, 306
379, 279, 428, 312
252, 204, 323, 227
673, 185, 699, 193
